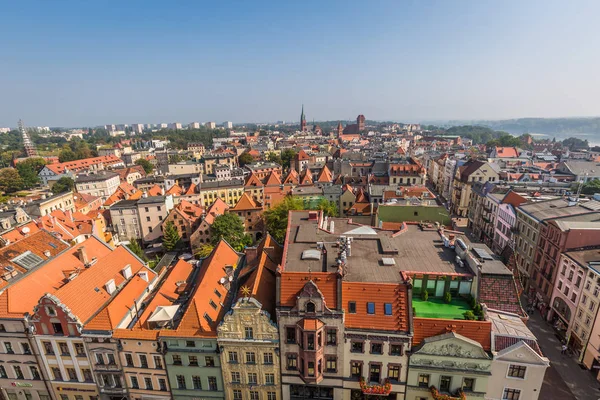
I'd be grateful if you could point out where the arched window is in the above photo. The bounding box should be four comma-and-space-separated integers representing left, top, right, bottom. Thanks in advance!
306, 302, 316, 313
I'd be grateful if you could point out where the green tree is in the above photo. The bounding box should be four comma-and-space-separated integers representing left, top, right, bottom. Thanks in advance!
281, 149, 297, 169
195, 243, 215, 258
163, 221, 181, 251
581, 179, 600, 195
126, 238, 147, 261
238, 152, 254, 167
562, 137, 590, 151
52, 177, 75, 193
264, 196, 305, 243
135, 158, 154, 174
16, 158, 45, 189
0, 168, 23, 193
316, 199, 338, 217
58, 147, 78, 162
210, 213, 252, 251
266, 152, 283, 166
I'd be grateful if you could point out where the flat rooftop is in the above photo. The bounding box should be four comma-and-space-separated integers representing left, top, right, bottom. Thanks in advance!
283, 211, 472, 283
519, 198, 600, 221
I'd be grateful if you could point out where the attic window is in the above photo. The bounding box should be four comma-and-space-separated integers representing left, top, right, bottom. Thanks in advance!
11, 251, 44, 270
302, 250, 321, 261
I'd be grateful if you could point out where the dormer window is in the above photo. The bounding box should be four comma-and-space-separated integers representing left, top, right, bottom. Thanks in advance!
306, 302, 316, 313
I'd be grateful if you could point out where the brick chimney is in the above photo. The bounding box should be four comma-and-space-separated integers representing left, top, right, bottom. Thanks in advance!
77, 246, 89, 265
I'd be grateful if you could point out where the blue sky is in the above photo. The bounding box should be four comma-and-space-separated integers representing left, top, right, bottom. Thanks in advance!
1, 0, 599, 127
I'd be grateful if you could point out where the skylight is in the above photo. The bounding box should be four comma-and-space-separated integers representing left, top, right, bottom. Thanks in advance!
302, 249, 321, 261
11, 251, 44, 270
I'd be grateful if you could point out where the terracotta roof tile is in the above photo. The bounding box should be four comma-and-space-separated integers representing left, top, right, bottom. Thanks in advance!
413, 317, 492, 351
231, 193, 261, 211
279, 272, 338, 309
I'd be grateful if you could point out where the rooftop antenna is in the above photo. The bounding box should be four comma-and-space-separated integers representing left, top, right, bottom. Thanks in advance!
19, 119, 38, 157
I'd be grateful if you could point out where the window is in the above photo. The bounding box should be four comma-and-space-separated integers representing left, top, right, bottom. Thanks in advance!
250, 392, 259, 400
384, 303, 393, 315
74, 343, 85, 357
140, 354, 148, 368
248, 372, 258, 384
214, 289, 222, 298
228, 351, 238, 363
154, 355, 163, 369
30, 366, 41, 380
208, 376, 217, 391
370, 342, 383, 354
418, 374, 430, 388
351, 341, 364, 353
189, 356, 198, 366
58, 342, 69, 354
0, 366, 6, 379
4, 342, 13, 353
390, 344, 403, 356
367, 302, 375, 314
186, 340, 195, 348
246, 352, 256, 364
107, 353, 115, 365
307, 361, 315, 377
231, 371, 241, 383
388, 365, 400, 382
265, 372, 275, 385
159, 378, 167, 391
369, 364, 381, 383
205, 356, 215, 367
463, 378, 475, 391
326, 356, 337, 373
125, 354, 134, 366
267, 392, 277, 400
326, 329, 337, 345
51, 367, 63, 381
192, 376, 202, 390
95, 353, 104, 365
172, 355, 182, 365
286, 327, 296, 344
13, 366, 24, 379
306, 301, 316, 313
144, 377, 153, 390
176, 375, 186, 389
264, 352, 274, 364
582, 295, 588, 305
233, 390, 242, 400
67, 368, 77, 381
130, 376, 140, 389
348, 301, 356, 313
590, 302, 596, 312
245, 327, 254, 339
43, 342, 54, 355
82, 369, 92, 382
287, 354, 298, 370
440, 376, 452, 392
508, 364, 526, 379
351, 362, 362, 379
503, 388, 521, 400
307, 333, 315, 350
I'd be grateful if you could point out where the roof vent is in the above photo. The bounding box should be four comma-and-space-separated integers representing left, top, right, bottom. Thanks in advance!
381, 258, 396, 266
122, 264, 132, 279
105, 279, 116, 295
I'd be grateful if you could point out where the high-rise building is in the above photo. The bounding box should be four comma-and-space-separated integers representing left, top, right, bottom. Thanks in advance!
189, 122, 201, 129
206, 121, 217, 129
224, 121, 233, 129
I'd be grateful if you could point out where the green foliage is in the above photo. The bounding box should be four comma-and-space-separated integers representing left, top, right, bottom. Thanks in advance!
210, 213, 253, 251
169, 154, 185, 163
266, 152, 283, 166
581, 179, 600, 195
412, 306, 416, 317
486, 134, 522, 148
126, 238, 147, 261
444, 292, 452, 304
463, 311, 476, 320
0, 168, 23, 193
58, 148, 78, 162
472, 303, 483, 318
238, 152, 254, 167
52, 177, 75, 193
162, 221, 182, 251
316, 198, 338, 217
421, 290, 429, 302
195, 244, 215, 258
469, 295, 477, 309
281, 149, 297, 170
135, 158, 154, 174
264, 196, 305, 243
15, 158, 45, 189
562, 137, 590, 150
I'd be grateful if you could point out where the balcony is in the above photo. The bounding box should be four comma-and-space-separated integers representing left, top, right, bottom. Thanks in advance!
359, 378, 392, 396
94, 363, 121, 372
99, 386, 126, 395
430, 386, 467, 400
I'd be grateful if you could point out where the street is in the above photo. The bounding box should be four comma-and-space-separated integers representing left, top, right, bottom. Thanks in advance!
526, 303, 600, 400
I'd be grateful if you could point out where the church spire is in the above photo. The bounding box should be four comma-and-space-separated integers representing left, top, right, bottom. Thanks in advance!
300, 104, 307, 131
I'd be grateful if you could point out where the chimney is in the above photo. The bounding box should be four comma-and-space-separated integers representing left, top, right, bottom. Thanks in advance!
121, 264, 132, 279
308, 211, 318, 221
65, 210, 73, 222
245, 247, 258, 265
105, 279, 116, 295
77, 246, 89, 265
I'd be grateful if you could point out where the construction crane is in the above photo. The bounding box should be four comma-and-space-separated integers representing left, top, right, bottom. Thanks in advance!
18, 119, 38, 158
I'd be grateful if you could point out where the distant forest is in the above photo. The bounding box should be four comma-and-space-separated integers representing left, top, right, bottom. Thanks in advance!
435, 117, 600, 137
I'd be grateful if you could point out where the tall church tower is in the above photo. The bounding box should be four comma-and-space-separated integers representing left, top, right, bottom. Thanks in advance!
357, 114, 366, 131
337, 121, 343, 137
300, 104, 307, 132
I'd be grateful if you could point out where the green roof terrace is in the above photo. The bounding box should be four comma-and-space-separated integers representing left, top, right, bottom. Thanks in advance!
412, 297, 473, 320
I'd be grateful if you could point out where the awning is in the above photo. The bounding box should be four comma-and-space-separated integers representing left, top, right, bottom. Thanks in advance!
148, 305, 180, 322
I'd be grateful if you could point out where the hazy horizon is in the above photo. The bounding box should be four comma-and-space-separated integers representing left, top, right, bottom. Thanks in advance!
2, 0, 600, 127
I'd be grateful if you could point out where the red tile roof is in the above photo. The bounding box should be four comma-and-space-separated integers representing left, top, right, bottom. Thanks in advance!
413, 317, 492, 351
495, 147, 519, 158
279, 272, 338, 309
479, 274, 526, 317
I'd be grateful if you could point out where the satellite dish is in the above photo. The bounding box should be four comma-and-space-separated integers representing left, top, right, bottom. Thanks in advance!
21, 227, 30, 234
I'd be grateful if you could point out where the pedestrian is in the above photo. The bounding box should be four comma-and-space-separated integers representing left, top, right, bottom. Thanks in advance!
561, 344, 568, 355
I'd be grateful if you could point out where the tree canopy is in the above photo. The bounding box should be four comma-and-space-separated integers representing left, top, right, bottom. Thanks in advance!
238, 152, 254, 167
195, 244, 215, 258
210, 213, 252, 251
316, 198, 338, 217
15, 158, 46, 189
281, 149, 297, 170
264, 197, 305, 243
52, 177, 75, 193
562, 137, 589, 151
581, 179, 600, 195
126, 238, 147, 261
0, 168, 23, 194
162, 221, 182, 251
135, 158, 154, 174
